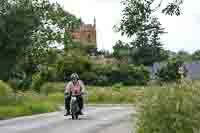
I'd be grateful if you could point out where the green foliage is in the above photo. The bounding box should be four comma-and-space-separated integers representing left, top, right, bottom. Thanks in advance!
57, 54, 92, 81
136, 84, 200, 133
0, 0, 41, 79
118, 0, 183, 36
31, 73, 47, 92
92, 64, 113, 76
80, 72, 98, 84
40, 82, 64, 95
0, 80, 12, 96
0, 106, 32, 120
0, 91, 58, 119
8, 79, 32, 92
192, 50, 200, 61
86, 86, 143, 104
118, 0, 169, 66
46, 93, 64, 104
113, 83, 123, 90
28, 102, 57, 114
156, 60, 187, 82
46, 67, 58, 82
113, 40, 129, 60
124, 65, 150, 85
170, 50, 192, 62
87, 64, 150, 86
0, 0, 80, 80
96, 75, 111, 86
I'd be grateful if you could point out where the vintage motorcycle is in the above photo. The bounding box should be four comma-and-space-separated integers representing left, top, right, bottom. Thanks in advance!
70, 92, 85, 120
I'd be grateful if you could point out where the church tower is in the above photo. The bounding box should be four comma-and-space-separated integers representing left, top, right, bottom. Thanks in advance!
93, 17, 96, 28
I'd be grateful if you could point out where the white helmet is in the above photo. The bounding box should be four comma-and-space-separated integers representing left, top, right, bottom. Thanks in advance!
70, 73, 79, 80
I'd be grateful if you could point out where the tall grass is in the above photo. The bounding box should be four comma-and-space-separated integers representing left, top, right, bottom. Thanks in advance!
85, 86, 143, 104
136, 82, 200, 133
39, 82, 144, 104
0, 91, 58, 120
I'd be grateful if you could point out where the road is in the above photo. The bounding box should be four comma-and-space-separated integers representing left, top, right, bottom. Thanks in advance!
0, 105, 135, 133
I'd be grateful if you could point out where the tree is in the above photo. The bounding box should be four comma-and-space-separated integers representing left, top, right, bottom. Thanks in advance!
0, 0, 40, 80
170, 50, 192, 62
113, 40, 129, 59
0, 0, 80, 80
118, 0, 183, 37
119, 0, 169, 65
115, 0, 184, 66
192, 50, 200, 61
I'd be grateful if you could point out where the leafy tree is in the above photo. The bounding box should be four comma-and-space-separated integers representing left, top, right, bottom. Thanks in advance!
192, 50, 200, 61
170, 50, 192, 62
0, 0, 40, 79
116, 0, 184, 66
0, 0, 80, 80
120, 1, 168, 65
113, 40, 129, 61
118, 0, 183, 37
156, 60, 185, 82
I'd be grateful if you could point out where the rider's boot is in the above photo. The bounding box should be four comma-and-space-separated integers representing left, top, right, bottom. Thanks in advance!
64, 110, 70, 116
79, 110, 84, 115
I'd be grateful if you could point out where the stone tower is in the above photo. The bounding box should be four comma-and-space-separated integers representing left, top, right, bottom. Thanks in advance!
69, 17, 97, 48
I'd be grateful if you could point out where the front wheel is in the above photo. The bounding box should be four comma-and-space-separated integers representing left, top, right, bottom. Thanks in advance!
72, 114, 75, 120
75, 114, 78, 119
72, 113, 78, 120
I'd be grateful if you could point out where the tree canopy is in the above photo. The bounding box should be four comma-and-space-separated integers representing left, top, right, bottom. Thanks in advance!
0, 0, 80, 80
116, 0, 177, 65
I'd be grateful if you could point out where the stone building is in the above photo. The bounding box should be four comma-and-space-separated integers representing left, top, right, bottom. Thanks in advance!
69, 18, 97, 49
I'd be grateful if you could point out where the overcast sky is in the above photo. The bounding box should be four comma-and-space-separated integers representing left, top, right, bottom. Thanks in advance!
53, 0, 200, 53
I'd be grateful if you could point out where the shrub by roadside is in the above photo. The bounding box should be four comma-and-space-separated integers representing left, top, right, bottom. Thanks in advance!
0, 80, 13, 96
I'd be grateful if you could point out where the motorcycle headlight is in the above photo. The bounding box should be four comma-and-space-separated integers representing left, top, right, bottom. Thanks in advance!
71, 97, 77, 101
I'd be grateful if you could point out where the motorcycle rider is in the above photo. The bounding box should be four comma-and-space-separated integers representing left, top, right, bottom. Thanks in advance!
64, 73, 85, 116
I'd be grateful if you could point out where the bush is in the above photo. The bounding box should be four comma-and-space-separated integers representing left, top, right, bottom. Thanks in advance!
0, 80, 12, 96
31, 73, 46, 92
40, 82, 64, 95
92, 64, 113, 76
46, 67, 58, 82
59, 55, 92, 80
113, 83, 123, 89
136, 83, 200, 133
90, 64, 149, 86
156, 60, 187, 82
80, 72, 98, 85
96, 75, 111, 86
123, 65, 150, 86
7, 79, 32, 92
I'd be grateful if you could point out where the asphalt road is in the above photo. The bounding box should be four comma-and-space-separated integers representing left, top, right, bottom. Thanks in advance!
0, 105, 135, 133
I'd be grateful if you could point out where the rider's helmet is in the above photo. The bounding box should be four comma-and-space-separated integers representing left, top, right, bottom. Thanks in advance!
70, 73, 79, 81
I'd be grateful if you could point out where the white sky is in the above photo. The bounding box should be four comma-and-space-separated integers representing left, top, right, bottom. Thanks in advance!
53, 0, 200, 53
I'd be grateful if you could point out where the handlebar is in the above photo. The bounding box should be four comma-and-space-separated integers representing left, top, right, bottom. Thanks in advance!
64, 92, 87, 97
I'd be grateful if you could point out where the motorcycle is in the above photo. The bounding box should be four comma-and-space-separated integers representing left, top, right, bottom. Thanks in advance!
70, 92, 85, 120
